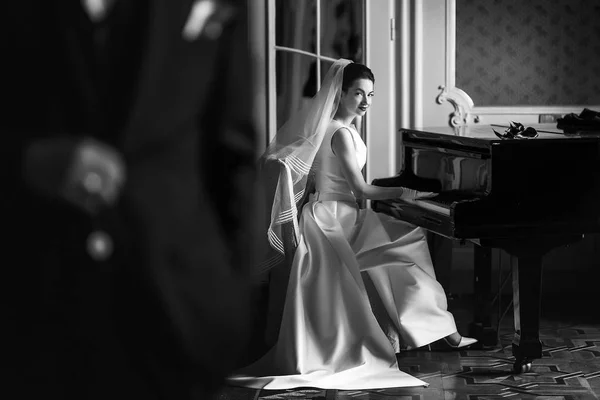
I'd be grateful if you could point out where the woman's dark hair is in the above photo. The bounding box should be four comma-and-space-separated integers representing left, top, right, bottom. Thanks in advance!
341, 63, 375, 92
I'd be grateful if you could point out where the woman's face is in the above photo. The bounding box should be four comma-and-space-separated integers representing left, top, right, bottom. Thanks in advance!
339, 78, 374, 118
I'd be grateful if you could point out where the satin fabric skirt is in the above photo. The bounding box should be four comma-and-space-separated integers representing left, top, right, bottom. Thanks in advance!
227, 199, 457, 390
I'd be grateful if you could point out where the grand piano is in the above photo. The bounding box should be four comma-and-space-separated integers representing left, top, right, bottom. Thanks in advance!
372, 124, 600, 373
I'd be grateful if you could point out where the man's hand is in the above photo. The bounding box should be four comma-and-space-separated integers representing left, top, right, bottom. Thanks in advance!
399, 187, 437, 200
62, 139, 126, 214
24, 137, 126, 214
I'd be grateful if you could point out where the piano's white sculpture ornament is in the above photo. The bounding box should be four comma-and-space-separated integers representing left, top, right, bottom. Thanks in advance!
436, 84, 475, 128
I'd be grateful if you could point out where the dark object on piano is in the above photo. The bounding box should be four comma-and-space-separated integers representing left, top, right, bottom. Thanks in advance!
492, 121, 538, 140
557, 108, 600, 133
372, 126, 600, 373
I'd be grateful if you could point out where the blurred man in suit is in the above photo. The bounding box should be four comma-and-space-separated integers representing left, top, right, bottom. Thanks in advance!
1, 0, 260, 399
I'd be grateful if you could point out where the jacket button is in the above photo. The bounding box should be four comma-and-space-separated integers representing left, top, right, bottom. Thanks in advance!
87, 230, 113, 261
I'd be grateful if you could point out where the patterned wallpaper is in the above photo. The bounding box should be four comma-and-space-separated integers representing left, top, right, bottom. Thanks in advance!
456, 0, 600, 106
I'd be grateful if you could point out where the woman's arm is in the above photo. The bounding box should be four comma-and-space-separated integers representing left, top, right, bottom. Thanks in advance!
331, 128, 434, 201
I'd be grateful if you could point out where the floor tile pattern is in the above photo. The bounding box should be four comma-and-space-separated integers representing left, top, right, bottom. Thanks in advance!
219, 297, 600, 400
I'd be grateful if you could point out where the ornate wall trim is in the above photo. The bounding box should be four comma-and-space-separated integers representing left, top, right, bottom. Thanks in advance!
468, 105, 600, 124
437, 0, 600, 128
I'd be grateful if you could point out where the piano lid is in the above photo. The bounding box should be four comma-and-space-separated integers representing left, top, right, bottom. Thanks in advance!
411, 123, 600, 141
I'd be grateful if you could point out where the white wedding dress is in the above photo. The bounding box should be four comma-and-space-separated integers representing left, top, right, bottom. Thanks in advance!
227, 121, 458, 390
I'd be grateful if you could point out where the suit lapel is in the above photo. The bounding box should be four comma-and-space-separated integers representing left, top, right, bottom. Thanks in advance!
54, 0, 106, 133
120, 0, 195, 153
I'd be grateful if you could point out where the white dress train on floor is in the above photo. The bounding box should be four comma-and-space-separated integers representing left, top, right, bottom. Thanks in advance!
227, 121, 457, 390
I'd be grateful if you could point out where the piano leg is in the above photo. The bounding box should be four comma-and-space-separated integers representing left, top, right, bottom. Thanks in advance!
483, 234, 583, 373
468, 246, 498, 346
511, 254, 543, 373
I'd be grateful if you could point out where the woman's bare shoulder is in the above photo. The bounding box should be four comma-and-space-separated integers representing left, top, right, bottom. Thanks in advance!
330, 125, 355, 155
328, 119, 345, 130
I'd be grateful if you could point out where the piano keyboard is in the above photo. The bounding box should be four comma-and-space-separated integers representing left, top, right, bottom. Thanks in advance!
397, 192, 482, 217
403, 198, 450, 216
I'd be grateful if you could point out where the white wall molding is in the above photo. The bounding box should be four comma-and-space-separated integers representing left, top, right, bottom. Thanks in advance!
396, 0, 431, 131
469, 105, 600, 125
434, 0, 474, 128
365, 0, 396, 181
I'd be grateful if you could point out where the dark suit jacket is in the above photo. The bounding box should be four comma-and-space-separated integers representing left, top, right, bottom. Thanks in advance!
1, 1, 259, 399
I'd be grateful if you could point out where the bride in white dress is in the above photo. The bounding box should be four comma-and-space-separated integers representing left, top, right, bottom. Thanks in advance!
227, 59, 476, 390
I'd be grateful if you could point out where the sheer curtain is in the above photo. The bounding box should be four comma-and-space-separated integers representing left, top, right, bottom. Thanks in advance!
275, 0, 315, 128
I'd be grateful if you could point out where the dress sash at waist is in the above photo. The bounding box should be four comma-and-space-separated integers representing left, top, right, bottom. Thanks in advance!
311, 191, 356, 203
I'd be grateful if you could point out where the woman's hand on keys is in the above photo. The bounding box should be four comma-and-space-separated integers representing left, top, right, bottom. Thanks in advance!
399, 187, 437, 200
